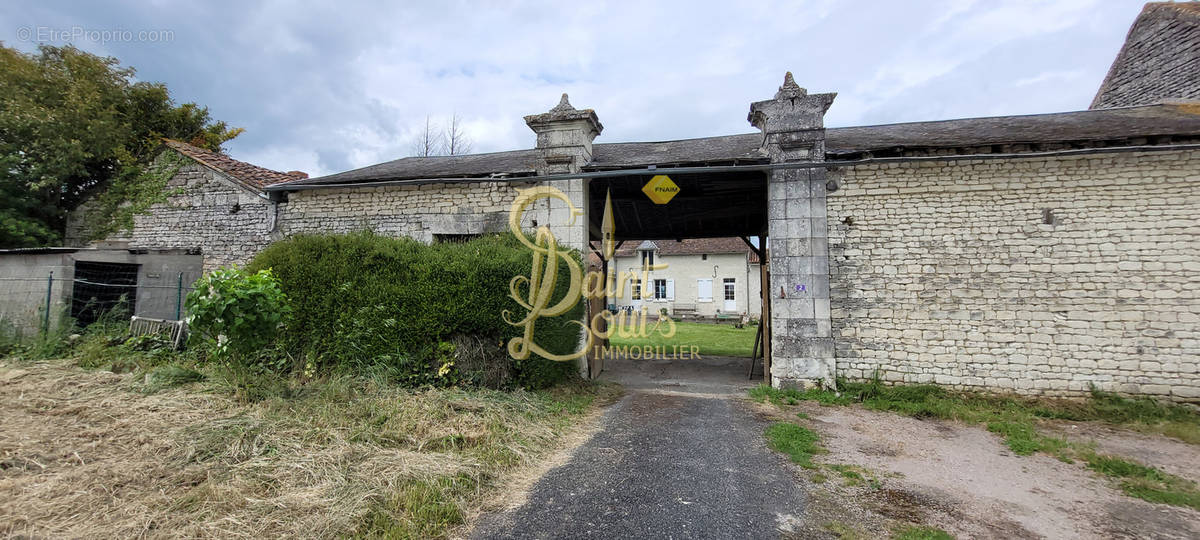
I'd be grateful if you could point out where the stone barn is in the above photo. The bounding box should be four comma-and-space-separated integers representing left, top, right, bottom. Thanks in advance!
68, 2, 1200, 401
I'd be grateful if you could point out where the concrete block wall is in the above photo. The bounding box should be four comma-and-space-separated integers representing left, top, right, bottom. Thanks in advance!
0, 253, 73, 336
827, 149, 1200, 401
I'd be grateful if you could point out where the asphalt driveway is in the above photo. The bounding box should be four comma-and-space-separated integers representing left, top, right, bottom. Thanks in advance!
471, 357, 806, 539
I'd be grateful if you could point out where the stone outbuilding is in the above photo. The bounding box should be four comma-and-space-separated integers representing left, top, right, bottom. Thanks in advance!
66, 3, 1200, 401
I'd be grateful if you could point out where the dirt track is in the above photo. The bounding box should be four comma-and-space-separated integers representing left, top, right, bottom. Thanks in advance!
789, 401, 1200, 539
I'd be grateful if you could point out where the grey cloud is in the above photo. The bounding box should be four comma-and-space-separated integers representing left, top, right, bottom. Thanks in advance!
0, 0, 1150, 177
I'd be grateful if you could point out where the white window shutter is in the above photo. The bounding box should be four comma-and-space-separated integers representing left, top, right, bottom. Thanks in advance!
666, 279, 675, 301
698, 279, 712, 302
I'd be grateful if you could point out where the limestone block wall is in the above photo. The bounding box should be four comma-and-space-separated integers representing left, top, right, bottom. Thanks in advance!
67, 163, 275, 272
71, 169, 590, 273
279, 182, 513, 241
827, 149, 1200, 401
278, 179, 587, 251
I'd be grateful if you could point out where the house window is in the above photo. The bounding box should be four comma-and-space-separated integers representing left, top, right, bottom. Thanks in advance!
724, 278, 735, 301
641, 250, 654, 267
631, 279, 641, 300
654, 279, 668, 300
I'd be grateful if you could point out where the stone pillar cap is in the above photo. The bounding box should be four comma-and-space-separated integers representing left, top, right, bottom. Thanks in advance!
748, 72, 836, 131
524, 93, 603, 135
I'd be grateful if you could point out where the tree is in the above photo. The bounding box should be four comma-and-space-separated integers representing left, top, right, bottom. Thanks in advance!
408, 114, 473, 157
409, 115, 442, 157
443, 113, 472, 156
0, 44, 243, 248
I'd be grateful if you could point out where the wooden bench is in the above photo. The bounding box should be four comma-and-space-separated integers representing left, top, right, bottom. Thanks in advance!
672, 303, 698, 318
129, 316, 187, 350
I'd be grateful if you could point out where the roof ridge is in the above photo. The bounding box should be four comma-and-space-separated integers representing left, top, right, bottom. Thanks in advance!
164, 139, 296, 189
594, 132, 761, 147
828, 103, 1172, 133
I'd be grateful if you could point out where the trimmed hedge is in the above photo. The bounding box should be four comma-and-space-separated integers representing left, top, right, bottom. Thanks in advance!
246, 231, 583, 388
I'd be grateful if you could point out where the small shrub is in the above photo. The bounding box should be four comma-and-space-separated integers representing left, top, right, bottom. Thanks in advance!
185, 267, 291, 370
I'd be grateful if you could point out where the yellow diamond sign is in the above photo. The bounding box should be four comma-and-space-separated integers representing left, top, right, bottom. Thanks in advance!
642, 175, 680, 205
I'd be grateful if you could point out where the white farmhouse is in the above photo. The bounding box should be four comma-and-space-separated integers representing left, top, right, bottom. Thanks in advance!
608, 238, 762, 320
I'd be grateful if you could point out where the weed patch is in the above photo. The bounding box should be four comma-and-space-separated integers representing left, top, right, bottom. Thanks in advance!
893, 524, 954, 540
357, 474, 477, 538
826, 463, 884, 489
823, 520, 868, 539
985, 421, 1070, 460
141, 364, 205, 393
1082, 453, 1200, 511
764, 422, 823, 469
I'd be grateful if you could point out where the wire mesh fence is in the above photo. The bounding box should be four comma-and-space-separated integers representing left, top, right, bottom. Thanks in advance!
0, 266, 196, 337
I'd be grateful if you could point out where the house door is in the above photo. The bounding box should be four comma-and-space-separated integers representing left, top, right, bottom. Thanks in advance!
723, 278, 736, 312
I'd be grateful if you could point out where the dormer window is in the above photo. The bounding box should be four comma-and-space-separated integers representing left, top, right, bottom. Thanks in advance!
641, 249, 654, 267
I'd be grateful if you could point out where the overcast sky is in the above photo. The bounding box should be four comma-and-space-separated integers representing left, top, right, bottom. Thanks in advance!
2, 0, 1152, 178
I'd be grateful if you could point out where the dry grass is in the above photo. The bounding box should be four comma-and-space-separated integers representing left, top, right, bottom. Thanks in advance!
0, 359, 618, 538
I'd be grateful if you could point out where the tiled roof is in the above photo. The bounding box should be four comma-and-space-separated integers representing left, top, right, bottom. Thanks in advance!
164, 140, 299, 191
1091, 2, 1200, 109
614, 237, 751, 257
269, 102, 1200, 190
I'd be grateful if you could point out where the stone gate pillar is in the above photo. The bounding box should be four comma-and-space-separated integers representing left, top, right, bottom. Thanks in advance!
525, 94, 601, 377
523, 93, 601, 253
749, 73, 837, 389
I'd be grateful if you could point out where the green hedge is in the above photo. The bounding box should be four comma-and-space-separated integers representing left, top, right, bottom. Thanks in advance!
246, 231, 583, 388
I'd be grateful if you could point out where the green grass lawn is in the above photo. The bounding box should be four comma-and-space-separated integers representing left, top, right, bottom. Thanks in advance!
608, 320, 758, 357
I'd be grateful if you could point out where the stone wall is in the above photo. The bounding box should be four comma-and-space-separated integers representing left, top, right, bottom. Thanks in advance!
279, 182, 512, 241
278, 179, 586, 250
67, 163, 275, 272
827, 149, 1200, 401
